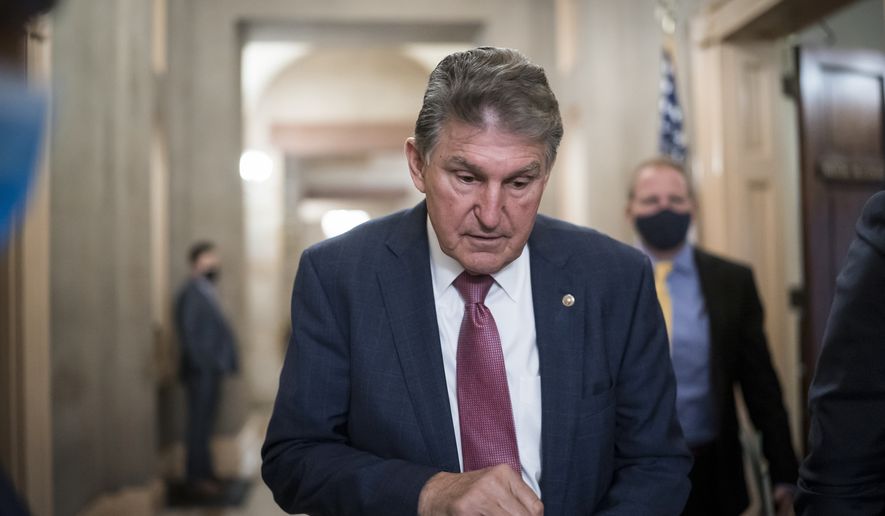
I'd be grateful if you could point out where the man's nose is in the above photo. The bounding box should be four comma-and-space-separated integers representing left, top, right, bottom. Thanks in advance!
474, 185, 504, 230
655, 198, 675, 211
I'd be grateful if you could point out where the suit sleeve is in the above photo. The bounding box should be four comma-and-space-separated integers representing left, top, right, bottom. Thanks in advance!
796, 194, 885, 515
261, 250, 440, 515
596, 258, 693, 515
734, 269, 799, 485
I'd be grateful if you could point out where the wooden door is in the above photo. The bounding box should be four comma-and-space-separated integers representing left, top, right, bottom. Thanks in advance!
797, 47, 885, 411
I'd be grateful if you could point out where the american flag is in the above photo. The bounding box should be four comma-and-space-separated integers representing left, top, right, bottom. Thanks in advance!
659, 50, 687, 163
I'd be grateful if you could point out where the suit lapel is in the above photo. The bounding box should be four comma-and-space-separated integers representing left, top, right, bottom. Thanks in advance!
377, 202, 460, 472
529, 219, 584, 508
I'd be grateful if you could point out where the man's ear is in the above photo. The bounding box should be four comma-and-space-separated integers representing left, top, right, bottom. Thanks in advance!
404, 137, 427, 194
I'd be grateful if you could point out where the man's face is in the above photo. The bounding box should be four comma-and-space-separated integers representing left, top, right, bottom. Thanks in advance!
626, 165, 695, 221
193, 250, 220, 276
406, 120, 549, 275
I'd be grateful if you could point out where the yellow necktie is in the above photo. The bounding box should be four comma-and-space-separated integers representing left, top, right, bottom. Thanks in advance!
654, 261, 673, 341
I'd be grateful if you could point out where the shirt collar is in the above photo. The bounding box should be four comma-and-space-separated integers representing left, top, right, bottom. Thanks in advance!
639, 242, 696, 274
426, 217, 528, 303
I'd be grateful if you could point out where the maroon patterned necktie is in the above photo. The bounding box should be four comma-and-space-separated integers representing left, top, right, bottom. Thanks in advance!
453, 271, 521, 474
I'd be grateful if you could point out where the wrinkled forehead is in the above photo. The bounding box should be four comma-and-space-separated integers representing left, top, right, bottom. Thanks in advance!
434, 118, 551, 169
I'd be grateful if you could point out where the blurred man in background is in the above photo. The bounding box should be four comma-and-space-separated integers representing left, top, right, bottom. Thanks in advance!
175, 241, 239, 497
626, 157, 798, 516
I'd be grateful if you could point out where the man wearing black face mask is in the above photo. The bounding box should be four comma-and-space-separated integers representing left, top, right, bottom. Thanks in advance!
626, 158, 798, 516
174, 241, 239, 498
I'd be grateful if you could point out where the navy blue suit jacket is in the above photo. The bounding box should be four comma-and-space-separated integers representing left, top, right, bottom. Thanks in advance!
174, 278, 238, 377
262, 202, 691, 515
797, 191, 885, 515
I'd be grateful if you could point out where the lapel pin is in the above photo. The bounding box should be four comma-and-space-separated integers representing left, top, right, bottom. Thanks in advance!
562, 294, 575, 307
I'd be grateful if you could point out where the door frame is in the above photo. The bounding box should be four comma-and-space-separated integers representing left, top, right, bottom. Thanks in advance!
688, 0, 885, 457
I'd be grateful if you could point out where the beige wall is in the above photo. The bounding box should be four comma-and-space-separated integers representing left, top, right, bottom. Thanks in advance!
797, 0, 884, 51
548, 0, 662, 238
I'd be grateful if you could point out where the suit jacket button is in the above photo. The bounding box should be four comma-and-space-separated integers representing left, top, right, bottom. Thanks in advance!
562, 294, 575, 307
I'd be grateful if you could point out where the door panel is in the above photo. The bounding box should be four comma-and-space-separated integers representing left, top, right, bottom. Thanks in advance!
797, 47, 885, 418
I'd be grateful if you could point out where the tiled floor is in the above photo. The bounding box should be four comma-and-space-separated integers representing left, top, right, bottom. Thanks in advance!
160, 411, 297, 516
161, 480, 290, 516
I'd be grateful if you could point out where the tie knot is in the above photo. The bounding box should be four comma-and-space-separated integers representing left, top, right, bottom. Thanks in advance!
454, 271, 494, 305
654, 260, 673, 282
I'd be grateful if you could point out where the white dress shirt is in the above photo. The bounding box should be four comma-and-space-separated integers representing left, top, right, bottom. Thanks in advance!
426, 219, 543, 496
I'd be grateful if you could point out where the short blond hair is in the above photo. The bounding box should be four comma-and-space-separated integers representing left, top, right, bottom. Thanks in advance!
627, 156, 694, 200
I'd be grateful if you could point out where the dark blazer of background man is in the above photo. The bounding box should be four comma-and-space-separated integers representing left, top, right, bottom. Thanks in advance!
262, 47, 691, 516
796, 191, 885, 515
625, 158, 798, 516
175, 241, 238, 489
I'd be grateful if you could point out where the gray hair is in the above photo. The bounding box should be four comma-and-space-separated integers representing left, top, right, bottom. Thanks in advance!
413, 47, 563, 170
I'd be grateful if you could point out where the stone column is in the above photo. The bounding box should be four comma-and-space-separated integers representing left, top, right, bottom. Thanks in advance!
50, 0, 157, 513
166, 0, 248, 439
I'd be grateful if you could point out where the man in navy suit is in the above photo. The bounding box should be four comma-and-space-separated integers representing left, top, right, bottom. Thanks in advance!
175, 241, 238, 494
262, 47, 691, 515
796, 191, 885, 515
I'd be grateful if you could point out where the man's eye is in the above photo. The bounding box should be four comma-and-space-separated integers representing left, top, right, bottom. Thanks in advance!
511, 180, 530, 189
457, 175, 476, 184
